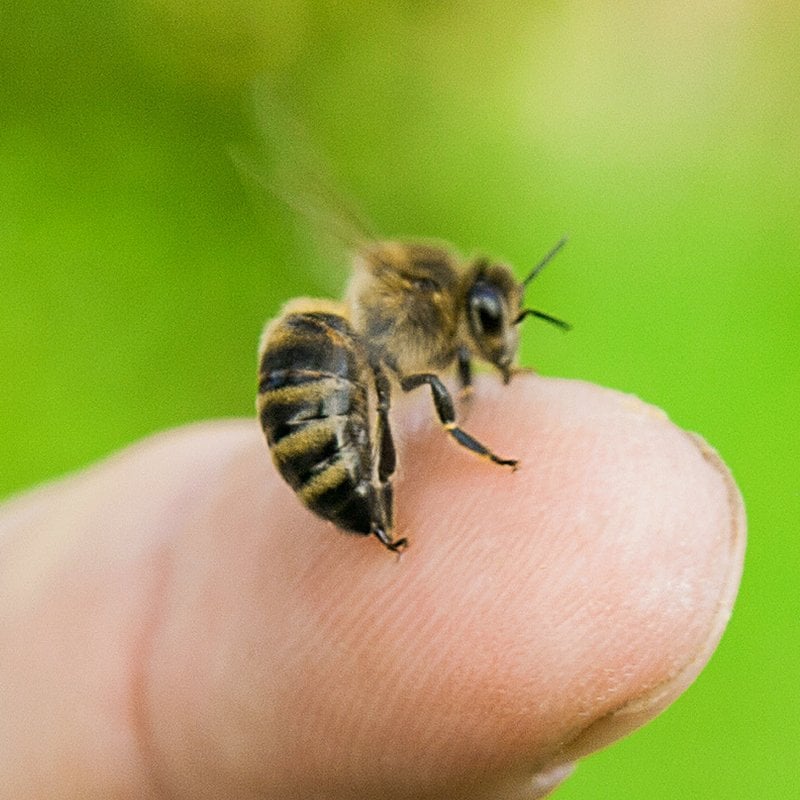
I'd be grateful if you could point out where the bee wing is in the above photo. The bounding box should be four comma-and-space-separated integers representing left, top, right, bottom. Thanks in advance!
231, 84, 377, 295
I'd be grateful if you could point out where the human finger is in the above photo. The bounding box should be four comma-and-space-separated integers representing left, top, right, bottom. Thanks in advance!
140, 376, 744, 798
0, 376, 744, 799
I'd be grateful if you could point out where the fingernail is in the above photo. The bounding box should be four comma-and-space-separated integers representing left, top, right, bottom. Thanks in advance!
548, 434, 746, 764
529, 762, 575, 797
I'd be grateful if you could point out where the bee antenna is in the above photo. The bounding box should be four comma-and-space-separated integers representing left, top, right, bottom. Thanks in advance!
522, 236, 568, 287
515, 308, 571, 331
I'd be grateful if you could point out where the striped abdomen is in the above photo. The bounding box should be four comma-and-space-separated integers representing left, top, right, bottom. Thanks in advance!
257, 309, 378, 536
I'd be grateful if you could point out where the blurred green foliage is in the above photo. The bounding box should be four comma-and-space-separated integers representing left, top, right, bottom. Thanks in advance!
1, 2, 797, 797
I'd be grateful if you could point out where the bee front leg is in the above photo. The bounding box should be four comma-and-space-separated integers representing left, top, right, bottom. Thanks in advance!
397, 371, 518, 470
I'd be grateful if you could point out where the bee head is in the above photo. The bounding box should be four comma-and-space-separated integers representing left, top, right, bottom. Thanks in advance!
464, 260, 522, 382
465, 238, 570, 382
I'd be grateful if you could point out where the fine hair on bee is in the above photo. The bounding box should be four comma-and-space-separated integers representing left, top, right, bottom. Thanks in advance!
256, 236, 570, 553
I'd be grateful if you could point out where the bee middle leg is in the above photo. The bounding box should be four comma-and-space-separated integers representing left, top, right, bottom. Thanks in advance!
372, 365, 407, 552
397, 372, 518, 469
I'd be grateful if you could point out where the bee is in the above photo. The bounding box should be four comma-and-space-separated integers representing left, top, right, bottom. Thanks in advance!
256, 237, 569, 552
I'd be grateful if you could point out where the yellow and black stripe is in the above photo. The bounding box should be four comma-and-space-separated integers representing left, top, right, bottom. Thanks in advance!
257, 311, 376, 535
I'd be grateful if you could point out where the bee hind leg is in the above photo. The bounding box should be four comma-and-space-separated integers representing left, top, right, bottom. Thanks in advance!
372, 524, 408, 553
371, 364, 407, 553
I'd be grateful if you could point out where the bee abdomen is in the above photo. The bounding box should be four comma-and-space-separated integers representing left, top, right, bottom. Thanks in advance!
260, 312, 358, 378
257, 375, 355, 443
271, 417, 342, 491
257, 311, 375, 536
297, 459, 373, 535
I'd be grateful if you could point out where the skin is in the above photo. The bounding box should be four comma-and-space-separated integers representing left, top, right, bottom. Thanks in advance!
0, 376, 745, 800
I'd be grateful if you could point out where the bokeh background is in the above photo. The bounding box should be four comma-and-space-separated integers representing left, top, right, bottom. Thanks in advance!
2, 2, 797, 797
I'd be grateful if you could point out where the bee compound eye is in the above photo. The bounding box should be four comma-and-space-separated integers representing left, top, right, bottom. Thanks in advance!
478, 304, 502, 335
469, 283, 504, 336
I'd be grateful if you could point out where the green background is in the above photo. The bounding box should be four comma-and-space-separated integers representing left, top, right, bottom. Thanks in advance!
2, 2, 797, 797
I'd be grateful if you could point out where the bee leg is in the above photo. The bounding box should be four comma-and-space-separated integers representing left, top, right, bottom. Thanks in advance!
373, 524, 407, 553
457, 345, 474, 405
372, 365, 408, 552
398, 372, 518, 470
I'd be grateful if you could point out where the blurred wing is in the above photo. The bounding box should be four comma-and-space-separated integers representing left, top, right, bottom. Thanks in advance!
231, 84, 378, 296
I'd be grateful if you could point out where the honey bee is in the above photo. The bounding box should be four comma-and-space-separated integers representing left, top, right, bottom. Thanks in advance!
256, 237, 569, 552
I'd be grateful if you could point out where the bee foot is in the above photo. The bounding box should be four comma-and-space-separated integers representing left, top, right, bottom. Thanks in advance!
373, 526, 408, 554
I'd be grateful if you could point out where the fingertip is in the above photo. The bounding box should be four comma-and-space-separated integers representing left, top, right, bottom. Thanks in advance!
377, 374, 745, 772
100, 379, 744, 798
